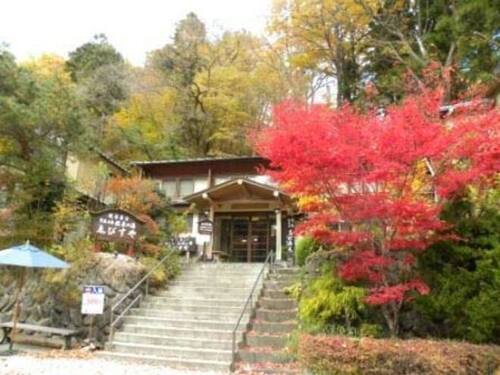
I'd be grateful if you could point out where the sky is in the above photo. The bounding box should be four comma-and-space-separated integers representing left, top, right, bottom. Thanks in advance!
0, 0, 272, 66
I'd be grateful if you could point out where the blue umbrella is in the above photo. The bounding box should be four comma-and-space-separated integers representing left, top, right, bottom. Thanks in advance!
0, 241, 70, 352
0, 242, 70, 269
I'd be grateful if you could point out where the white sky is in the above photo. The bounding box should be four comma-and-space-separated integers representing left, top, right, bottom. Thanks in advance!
0, 0, 272, 66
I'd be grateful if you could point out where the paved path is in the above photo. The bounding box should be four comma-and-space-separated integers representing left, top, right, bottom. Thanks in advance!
0, 352, 225, 375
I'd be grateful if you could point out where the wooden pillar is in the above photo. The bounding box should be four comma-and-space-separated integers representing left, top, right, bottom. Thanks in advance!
208, 203, 215, 259
275, 209, 282, 261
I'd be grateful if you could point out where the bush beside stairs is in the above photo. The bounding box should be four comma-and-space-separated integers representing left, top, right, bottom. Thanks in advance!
99, 262, 264, 372
236, 267, 301, 374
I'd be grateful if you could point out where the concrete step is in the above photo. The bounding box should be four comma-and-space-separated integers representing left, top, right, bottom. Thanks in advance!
253, 321, 297, 334
239, 349, 293, 364
110, 341, 233, 362
170, 280, 258, 287
130, 308, 250, 322
159, 291, 251, 300
145, 296, 246, 307
259, 298, 296, 310
268, 275, 299, 284
123, 315, 247, 331
256, 309, 297, 322
264, 279, 298, 291
181, 269, 262, 275
121, 324, 245, 340
108, 262, 266, 371
141, 302, 244, 314
98, 351, 231, 372
113, 332, 233, 350
158, 286, 253, 295
272, 268, 300, 275
262, 289, 289, 299
246, 334, 287, 349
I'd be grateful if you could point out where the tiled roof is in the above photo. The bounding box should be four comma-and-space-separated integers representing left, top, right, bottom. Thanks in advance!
130, 155, 265, 166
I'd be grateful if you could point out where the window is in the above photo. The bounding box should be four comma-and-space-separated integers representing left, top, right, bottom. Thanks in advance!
163, 180, 177, 198
179, 179, 194, 196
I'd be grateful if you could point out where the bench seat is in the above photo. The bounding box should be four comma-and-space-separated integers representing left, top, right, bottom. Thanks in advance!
0, 322, 79, 349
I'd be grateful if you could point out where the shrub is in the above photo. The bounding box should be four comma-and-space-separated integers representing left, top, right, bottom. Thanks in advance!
299, 265, 366, 331
295, 236, 319, 266
284, 281, 302, 300
359, 323, 384, 338
299, 335, 500, 375
139, 248, 180, 287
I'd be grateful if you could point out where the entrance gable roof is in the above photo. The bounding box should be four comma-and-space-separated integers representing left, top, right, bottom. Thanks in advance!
184, 178, 292, 207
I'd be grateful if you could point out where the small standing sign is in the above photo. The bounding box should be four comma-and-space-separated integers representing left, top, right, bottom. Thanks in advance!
81, 285, 105, 315
198, 219, 214, 235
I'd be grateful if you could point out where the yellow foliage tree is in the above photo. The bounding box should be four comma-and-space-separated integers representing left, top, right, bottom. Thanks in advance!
269, 0, 378, 106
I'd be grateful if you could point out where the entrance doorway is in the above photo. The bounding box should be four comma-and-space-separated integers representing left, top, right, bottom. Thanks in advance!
218, 214, 274, 262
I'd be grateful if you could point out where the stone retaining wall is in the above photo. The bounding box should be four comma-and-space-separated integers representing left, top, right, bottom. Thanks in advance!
0, 253, 146, 346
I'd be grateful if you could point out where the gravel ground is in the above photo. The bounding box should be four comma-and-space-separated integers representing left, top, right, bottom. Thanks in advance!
0, 354, 226, 375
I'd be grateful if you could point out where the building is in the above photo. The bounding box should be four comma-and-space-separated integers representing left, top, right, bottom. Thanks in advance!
65, 151, 129, 208
132, 156, 297, 263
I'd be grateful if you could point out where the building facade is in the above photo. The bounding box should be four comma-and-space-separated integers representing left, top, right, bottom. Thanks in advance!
132, 156, 297, 263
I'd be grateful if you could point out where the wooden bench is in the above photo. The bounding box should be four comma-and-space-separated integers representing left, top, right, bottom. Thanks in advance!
0, 322, 79, 350
211, 250, 230, 262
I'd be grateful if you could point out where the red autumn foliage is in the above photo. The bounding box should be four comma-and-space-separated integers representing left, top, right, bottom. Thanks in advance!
104, 176, 165, 255
256, 88, 499, 334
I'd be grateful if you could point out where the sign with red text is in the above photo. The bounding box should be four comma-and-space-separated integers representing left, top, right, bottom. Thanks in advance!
81, 285, 105, 315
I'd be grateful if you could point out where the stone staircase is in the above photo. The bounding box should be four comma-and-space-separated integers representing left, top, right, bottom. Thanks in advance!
101, 262, 264, 372
236, 267, 301, 374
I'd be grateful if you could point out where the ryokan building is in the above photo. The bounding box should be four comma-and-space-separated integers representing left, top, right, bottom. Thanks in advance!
132, 156, 297, 263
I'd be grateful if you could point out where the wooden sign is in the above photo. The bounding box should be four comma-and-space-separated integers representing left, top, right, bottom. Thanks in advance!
91, 209, 144, 243
169, 236, 197, 253
198, 219, 214, 235
286, 216, 295, 254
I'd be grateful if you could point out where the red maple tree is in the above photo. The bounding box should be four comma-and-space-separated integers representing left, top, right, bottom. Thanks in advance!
256, 88, 499, 335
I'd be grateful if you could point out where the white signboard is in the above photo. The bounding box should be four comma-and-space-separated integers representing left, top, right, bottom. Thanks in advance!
81, 285, 105, 315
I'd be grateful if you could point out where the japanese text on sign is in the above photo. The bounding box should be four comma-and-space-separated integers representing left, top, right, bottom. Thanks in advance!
96, 213, 137, 239
81, 285, 105, 315
91, 209, 144, 243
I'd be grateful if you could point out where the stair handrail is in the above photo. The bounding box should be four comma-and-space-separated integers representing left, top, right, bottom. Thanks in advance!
108, 250, 176, 341
230, 251, 275, 367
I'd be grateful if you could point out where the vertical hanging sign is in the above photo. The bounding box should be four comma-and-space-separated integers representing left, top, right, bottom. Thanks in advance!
286, 216, 295, 255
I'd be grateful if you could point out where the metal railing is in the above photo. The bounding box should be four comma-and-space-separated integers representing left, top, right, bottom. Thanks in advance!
230, 251, 275, 367
108, 250, 176, 341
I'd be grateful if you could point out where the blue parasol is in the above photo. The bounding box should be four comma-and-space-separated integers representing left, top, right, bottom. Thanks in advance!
0, 241, 70, 352
0, 242, 70, 269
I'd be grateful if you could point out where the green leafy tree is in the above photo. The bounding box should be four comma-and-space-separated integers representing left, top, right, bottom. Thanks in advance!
66, 34, 124, 81
66, 34, 129, 138
0, 51, 88, 246
416, 187, 500, 344
360, 0, 500, 102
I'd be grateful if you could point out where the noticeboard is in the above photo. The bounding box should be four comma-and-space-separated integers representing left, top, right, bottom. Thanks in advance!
198, 219, 214, 235
81, 285, 105, 315
169, 236, 197, 253
91, 209, 144, 243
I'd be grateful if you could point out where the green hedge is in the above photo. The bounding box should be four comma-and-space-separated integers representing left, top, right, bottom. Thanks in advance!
299, 335, 500, 375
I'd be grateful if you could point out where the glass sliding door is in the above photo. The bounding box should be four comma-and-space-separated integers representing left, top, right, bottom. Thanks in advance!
217, 213, 274, 262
